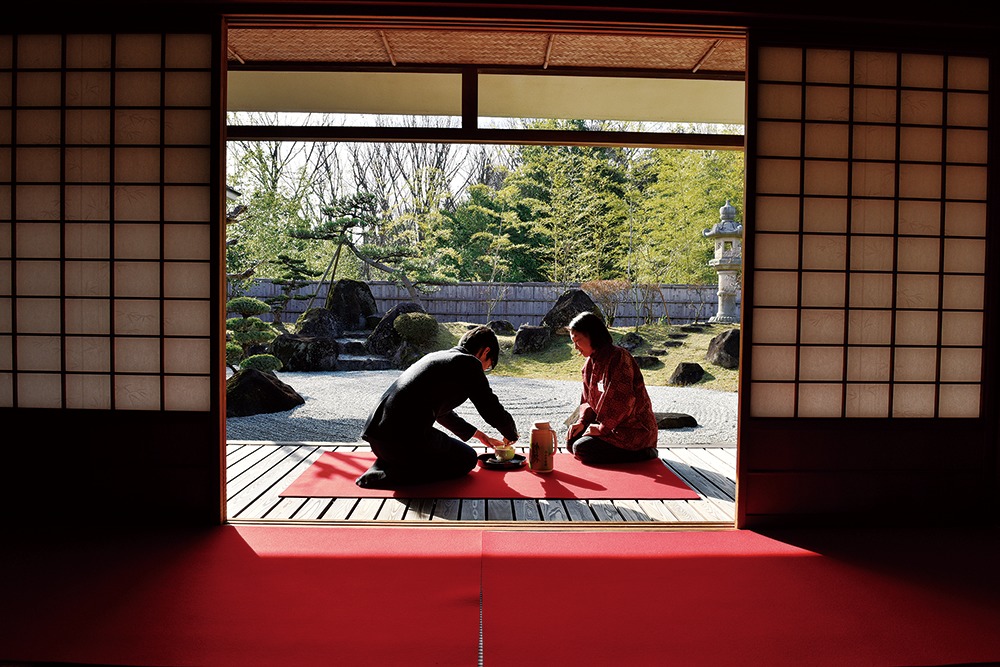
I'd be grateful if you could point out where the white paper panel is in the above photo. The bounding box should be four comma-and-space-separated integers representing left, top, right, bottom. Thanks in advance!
115, 148, 161, 183
0, 223, 9, 256
115, 72, 161, 107
18, 34, 62, 68
751, 308, 799, 344
799, 309, 844, 344
848, 310, 892, 345
753, 271, 798, 306
891, 384, 935, 418
116, 110, 161, 144
164, 337, 210, 374
948, 56, 989, 90
851, 199, 895, 235
750, 382, 795, 417
164, 148, 211, 184
754, 233, 799, 269
114, 299, 161, 335
16, 222, 61, 257
854, 52, 897, 86
801, 235, 846, 270
799, 346, 843, 381
847, 346, 890, 382
942, 275, 984, 310
165, 110, 211, 145
17, 373, 62, 408
165, 72, 212, 107
900, 90, 943, 125
899, 127, 942, 162
65, 374, 112, 410
66, 71, 111, 107
16, 109, 61, 144
757, 121, 801, 156
750, 345, 796, 381
164, 300, 210, 336
116, 34, 162, 68
896, 274, 939, 309
65, 109, 111, 144
797, 383, 843, 417
898, 164, 941, 199
66, 147, 111, 183
939, 348, 982, 383
17, 260, 62, 296
15, 185, 60, 220
801, 272, 845, 307
852, 162, 897, 197
804, 123, 847, 158
164, 224, 210, 260
849, 237, 894, 271
66, 35, 112, 69
65, 222, 110, 258
940, 311, 983, 346
166, 34, 212, 69
853, 87, 896, 123
16, 72, 62, 107
805, 86, 849, 121
896, 237, 940, 273
115, 374, 160, 410
164, 185, 210, 222
845, 383, 889, 418
852, 125, 896, 161
895, 311, 939, 346
898, 200, 941, 236
114, 262, 160, 298
806, 49, 850, 83
943, 238, 985, 274
164, 262, 210, 298
16, 147, 61, 182
900, 53, 943, 88
938, 384, 980, 418
803, 198, 847, 233
0, 337, 9, 371
758, 47, 802, 82
114, 185, 160, 221
63, 260, 109, 297
65, 336, 111, 372
16, 335, 61, 370
164, 375, 211, 411
114, 223, 160, 260
946, 165, 987, 200
16, 297, 60, 333
946, 129, 987, 164
64, 299, 110, 334
0, 297, 9, 332
65, 186, 111, 221
947, 92, 988, 127
803, 160, 848, 195
757, 84, 802, 119
893, 347, 937, 382
115, 337, 161, 373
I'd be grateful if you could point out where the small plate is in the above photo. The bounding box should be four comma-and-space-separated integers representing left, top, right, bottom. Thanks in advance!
478, 453, 526, 471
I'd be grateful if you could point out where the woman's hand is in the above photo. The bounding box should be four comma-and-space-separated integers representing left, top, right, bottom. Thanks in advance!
567, 422, 586, 441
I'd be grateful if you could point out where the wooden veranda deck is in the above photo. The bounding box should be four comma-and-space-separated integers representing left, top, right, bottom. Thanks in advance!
226, 442, 736, 527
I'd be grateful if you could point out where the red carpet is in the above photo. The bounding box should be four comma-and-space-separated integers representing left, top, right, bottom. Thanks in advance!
481, 528, 1000, 667
279, 450, 699, 499
0, 525, 483, 667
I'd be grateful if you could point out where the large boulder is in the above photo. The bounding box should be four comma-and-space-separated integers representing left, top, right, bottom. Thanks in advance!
669, 362, 705, 386
226, 368, 304, 418
270, 334, 340, 371
541, 289, 601, 333
512, 325, 551, 354
619, 331, 644, 351
296, 307, 345, 339
487, 319, 517, 336
325, 279, 378, 331
633, 355, 660, 369
705, 328, 740, 369
654, 412, 699, 429
366, 301, 426, 358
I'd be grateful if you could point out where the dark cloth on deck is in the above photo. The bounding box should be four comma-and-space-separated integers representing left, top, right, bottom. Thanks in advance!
358, 346, 518, 487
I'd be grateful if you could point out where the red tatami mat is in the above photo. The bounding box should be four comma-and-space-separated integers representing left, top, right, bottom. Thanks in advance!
280, 450, 699, 499
481, 528, 1000, 667
0, 525, 483, 667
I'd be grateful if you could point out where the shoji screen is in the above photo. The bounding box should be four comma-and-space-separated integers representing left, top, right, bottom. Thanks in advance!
750, 48, 988, 419
0, 34, 215, 411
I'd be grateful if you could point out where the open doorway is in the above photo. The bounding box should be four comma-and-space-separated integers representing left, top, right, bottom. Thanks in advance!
222, 22, 746, 526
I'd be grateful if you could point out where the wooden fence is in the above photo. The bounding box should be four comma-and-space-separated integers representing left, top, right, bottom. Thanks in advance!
239, 280, 738, 328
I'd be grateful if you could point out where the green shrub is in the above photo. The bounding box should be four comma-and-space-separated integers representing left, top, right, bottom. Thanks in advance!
227, 296, 270, 318
240, 354, 283, 373
226, 341, 244, 368
393, 312, 439, 346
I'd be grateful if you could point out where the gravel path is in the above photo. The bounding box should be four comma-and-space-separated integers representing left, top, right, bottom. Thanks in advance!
226, 370, 737, 446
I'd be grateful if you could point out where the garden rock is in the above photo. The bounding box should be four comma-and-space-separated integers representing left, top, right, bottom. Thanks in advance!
487, 319, 517, 336
619, 331, 644, 351
390, 340, 424, 369
633, 355, 660, 369
296, 307, 345, 339
706, 328, 740, 369
325, 279, 379, 330
366, 301, 426, 358
512, 325, 551, 354
541, 289, 601, 333
226, 368, 304, 418
669, 362, 705, 386
269, 334, 340, 372
654, 412, 699, 429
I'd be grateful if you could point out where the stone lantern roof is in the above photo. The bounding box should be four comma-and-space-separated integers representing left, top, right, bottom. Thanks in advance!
703, 199, 743, 238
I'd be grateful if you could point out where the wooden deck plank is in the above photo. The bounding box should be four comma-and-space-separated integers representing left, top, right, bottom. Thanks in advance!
539, 499, 569, 521
661, 499, 705, 522
513, 499, 541, 521
404, 498, 435, 521
432, 498, 462, 521
487, 499, 514, 521
589, 500, 624, 522
348, 498, 384, 521
561, 499, 596, 522
228, 445, 320, 517
323, 497, 359, 520
264, 497, 309, 520
670, 448, 736, 498
231, 446, 325, 519
636, 499, 674, 522
613, 499, 653, 522
460, 499, 486, 521
294, 497, 333, 520
377, 498, 410, 521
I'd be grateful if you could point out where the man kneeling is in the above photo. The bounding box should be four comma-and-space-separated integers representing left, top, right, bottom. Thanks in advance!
356, 325, 519, 489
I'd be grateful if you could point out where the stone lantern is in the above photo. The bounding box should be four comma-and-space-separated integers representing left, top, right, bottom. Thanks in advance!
703, 200, 742, 324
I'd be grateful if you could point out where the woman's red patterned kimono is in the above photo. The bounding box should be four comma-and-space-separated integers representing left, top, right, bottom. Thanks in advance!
573, 345, 658, 450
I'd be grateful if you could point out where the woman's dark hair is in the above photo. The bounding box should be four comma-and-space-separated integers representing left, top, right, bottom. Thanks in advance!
459, 325, 500, 367
566, 311, 613, 350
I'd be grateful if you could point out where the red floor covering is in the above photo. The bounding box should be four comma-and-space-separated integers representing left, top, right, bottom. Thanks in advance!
481, 528, 1000, 667
2, 525, 999, 667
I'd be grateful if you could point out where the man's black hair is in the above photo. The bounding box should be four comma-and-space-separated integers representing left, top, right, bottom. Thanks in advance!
566, 311, 613, 350
459, 325, 500, 368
